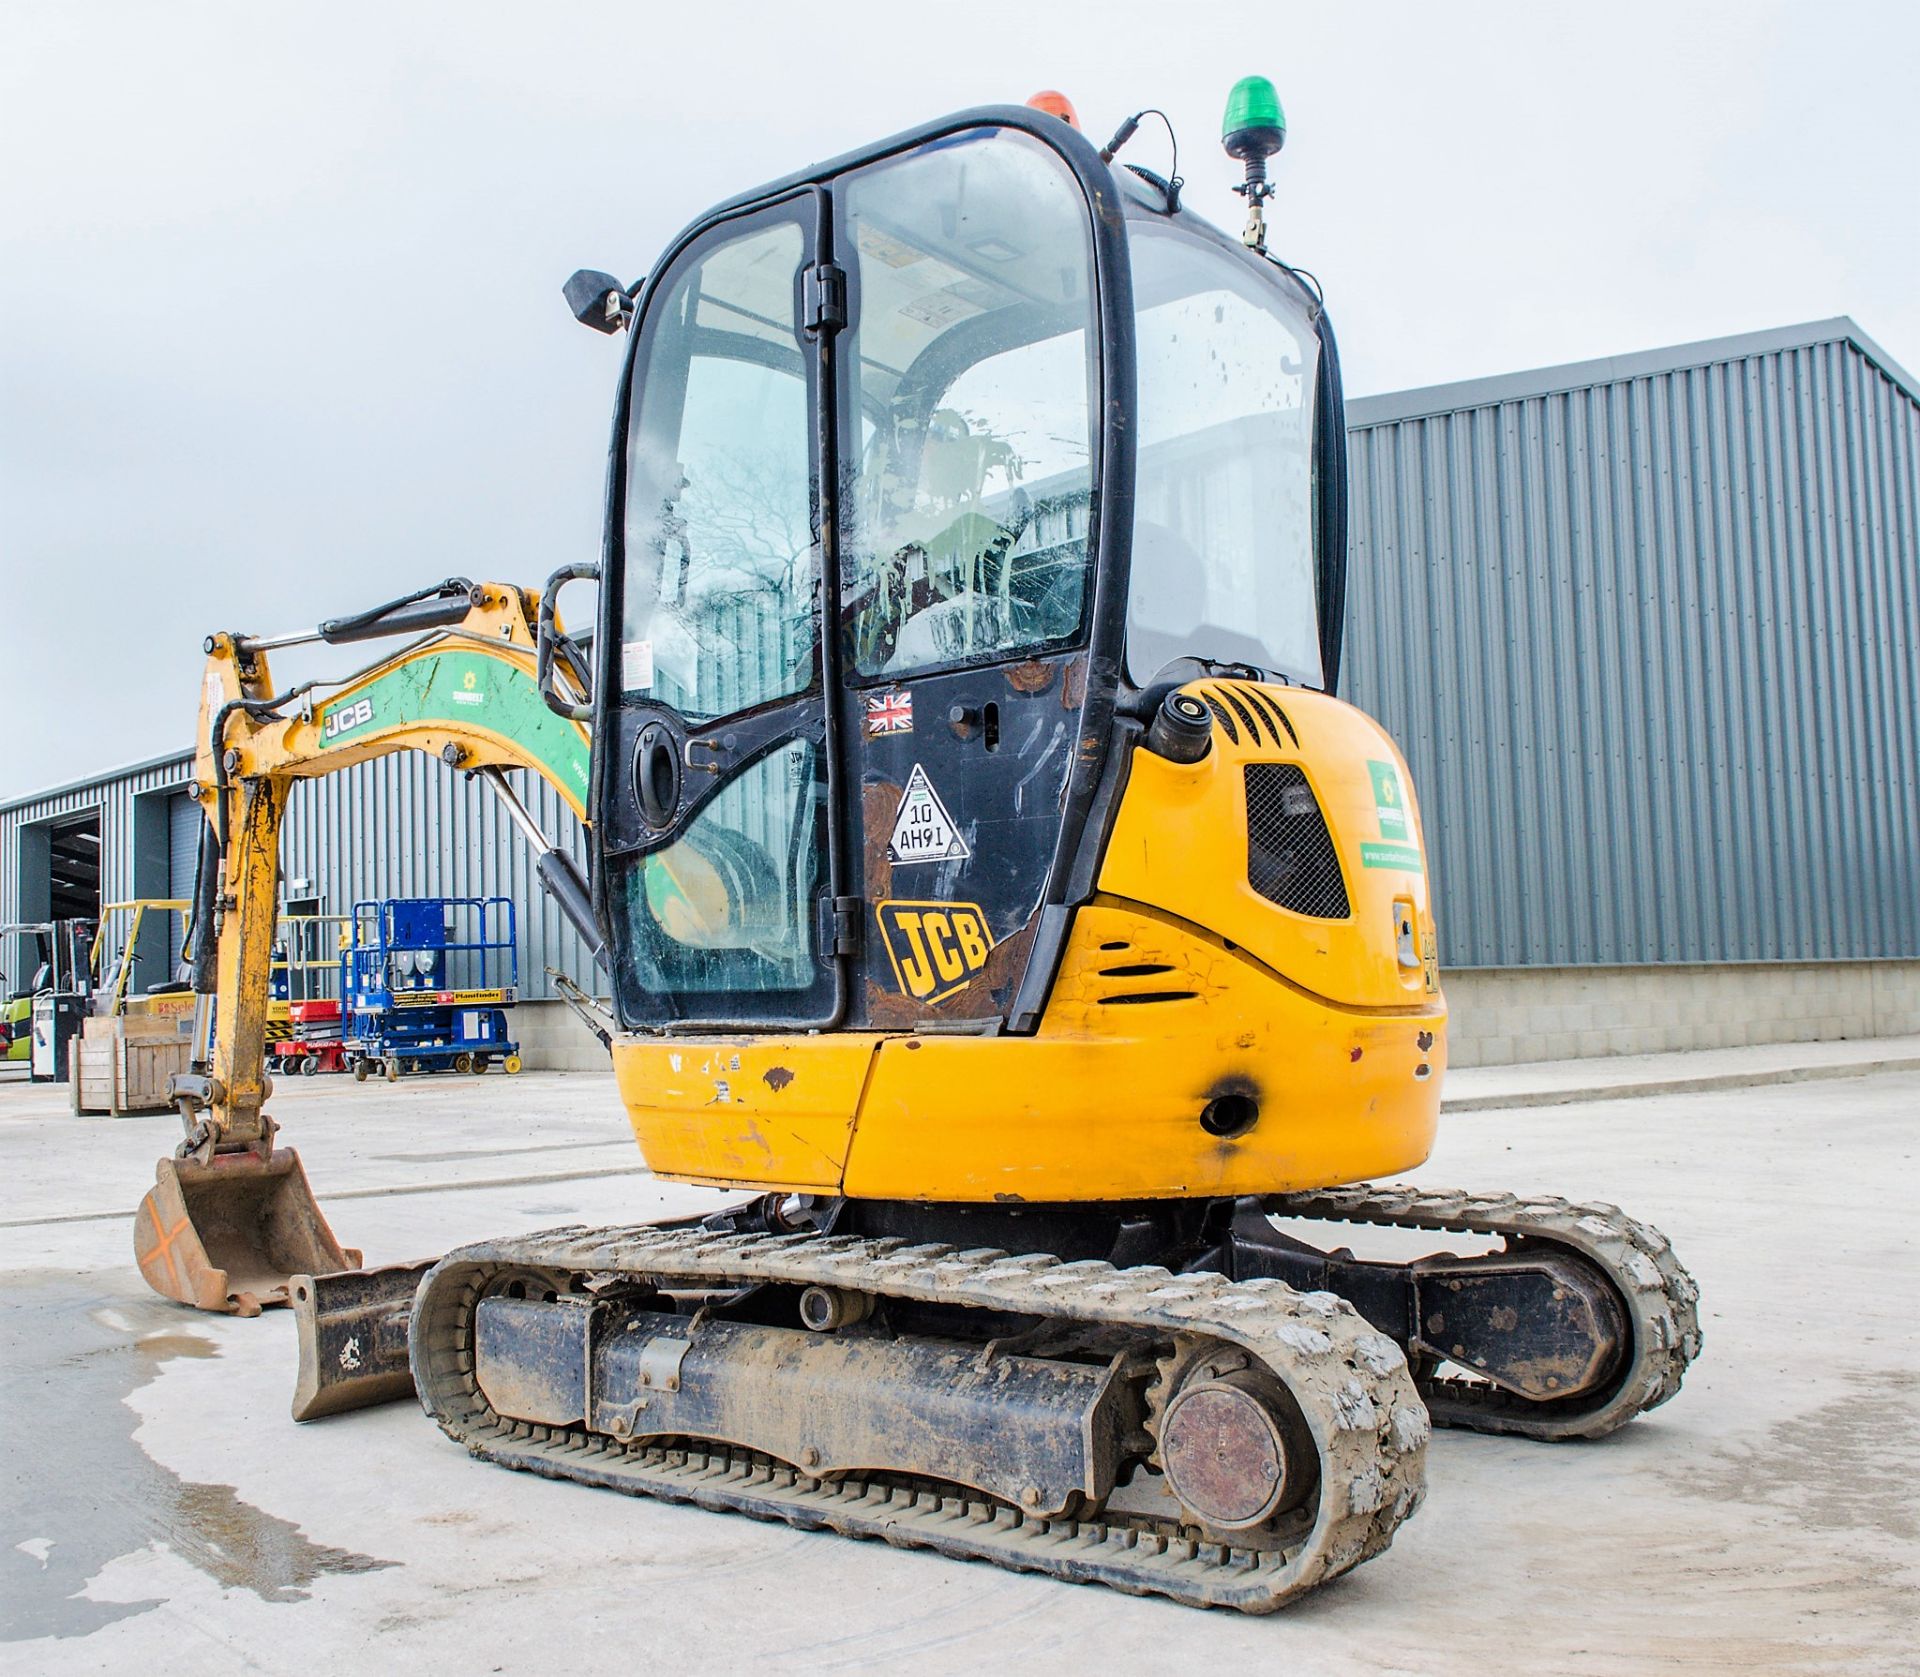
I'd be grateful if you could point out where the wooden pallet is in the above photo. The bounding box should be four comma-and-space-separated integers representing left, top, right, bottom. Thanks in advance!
71, 1013, 192, 1117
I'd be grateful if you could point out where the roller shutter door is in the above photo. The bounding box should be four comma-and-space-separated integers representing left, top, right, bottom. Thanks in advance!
167, 793, 202, 974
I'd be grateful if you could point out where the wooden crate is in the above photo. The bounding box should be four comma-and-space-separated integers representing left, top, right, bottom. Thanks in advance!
71, 1014, 192, 1117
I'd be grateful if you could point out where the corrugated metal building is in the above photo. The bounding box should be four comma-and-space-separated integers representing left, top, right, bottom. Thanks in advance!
1343, 316, 1919, 1059
5, 317, 1916, 1067
0, 751, 597, 1053
0, 752, 202, 1001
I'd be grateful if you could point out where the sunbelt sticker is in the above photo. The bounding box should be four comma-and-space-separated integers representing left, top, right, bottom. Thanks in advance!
1368, 759, 1408, 841
1360, 842, 1423, 873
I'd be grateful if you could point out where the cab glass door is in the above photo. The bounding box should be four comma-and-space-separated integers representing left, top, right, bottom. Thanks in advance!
834, 128, 1103, 1026
605, 203, 836, 1026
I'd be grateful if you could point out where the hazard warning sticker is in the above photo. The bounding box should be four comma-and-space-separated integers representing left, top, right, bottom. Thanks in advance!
886, 764, 970, 865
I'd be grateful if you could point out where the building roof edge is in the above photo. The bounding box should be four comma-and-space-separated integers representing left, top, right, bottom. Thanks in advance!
1348, 317, 1920, 428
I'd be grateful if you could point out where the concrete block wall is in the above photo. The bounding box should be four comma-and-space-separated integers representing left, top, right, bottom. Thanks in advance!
511, 961, 1920, 1073
1443, 960, 1920, 1067
514, 999, 610, 1072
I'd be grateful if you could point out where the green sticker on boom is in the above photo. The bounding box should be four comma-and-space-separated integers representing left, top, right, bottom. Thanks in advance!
1360, 841, 1424, 873
318, 648, 591, 815
1368, 759, 1408, 840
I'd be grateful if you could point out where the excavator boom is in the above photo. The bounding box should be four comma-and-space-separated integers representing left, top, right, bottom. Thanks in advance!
135, 577, 602, 1316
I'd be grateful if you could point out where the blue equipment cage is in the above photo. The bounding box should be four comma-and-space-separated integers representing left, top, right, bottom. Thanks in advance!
340, 896, 521, 1079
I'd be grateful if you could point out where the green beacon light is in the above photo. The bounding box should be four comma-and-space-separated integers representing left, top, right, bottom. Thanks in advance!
1222, 75, 1286, 252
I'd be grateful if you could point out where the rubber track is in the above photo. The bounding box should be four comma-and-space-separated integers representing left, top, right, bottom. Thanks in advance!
1272, 1186, 1702, 1440
410, 1225, 1431, 1611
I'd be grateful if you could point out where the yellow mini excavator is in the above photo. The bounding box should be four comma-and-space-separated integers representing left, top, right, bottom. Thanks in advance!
138, 82, 1700, 1611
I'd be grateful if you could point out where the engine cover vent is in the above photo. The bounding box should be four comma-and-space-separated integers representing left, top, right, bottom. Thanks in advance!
1245, 764, 1351, 919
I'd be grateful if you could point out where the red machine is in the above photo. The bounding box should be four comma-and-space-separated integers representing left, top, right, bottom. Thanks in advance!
270, 999, 347, 1077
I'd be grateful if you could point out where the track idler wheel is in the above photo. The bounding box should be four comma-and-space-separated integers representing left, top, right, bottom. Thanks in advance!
1149, 1342, 1322, 1545
1160, 1365, 1318, 1531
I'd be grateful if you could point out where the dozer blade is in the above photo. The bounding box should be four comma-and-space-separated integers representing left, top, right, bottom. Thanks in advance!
134, 1149, 361, 1316
291, 1261, 434, 1421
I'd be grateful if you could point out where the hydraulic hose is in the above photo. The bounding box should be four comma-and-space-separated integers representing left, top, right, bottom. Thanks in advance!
188, 816, 222, 996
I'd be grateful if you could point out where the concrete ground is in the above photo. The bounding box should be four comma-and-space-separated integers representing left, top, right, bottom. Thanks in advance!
1443, 1033, 1920, 1110
1, 1060, 1914, 1676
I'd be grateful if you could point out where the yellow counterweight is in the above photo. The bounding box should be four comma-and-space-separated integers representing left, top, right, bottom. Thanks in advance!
613, 681, 1446, 1200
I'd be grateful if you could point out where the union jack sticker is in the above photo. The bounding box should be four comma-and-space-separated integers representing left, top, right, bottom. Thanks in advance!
866, 689, 913, 736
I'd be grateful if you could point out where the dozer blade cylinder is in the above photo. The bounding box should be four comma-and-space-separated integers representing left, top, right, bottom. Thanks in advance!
134, 1149, 361, 1316
291, 1261, 434, 1421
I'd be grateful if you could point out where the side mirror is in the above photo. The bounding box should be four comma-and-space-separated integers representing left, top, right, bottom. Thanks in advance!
537, 563, 600, 722
563, 268, 635, 334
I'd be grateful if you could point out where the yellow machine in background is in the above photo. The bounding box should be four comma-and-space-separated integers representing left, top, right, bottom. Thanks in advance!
87, 900, 196, 1019
137, 82, 1700, 1613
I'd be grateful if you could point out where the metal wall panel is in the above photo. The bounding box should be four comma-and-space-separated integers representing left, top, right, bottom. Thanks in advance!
1343, 322, 1920, 968
9, 321, 1914, 981
275, 755, 597, 999
166, 794, 201, 899
3, 752, 596, 1001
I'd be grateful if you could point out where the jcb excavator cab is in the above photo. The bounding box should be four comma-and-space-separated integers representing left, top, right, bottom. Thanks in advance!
573, 100, 1436, 1202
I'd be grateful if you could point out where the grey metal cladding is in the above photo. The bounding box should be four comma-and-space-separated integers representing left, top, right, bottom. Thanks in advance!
1344, 320, 1920, 968
1, 752, 596, 1001
275, 756, 597, 999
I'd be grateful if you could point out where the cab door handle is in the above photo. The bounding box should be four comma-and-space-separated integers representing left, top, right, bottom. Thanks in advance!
635, 723, 681, 830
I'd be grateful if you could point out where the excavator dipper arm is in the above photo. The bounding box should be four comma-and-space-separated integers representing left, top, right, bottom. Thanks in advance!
135, 577, 602, 1317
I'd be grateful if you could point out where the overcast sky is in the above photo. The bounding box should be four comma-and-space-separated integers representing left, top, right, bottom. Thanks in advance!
4, 0, 1915, 801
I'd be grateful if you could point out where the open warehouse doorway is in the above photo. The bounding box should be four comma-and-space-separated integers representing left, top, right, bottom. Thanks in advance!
5, 810, 102, 1051
11, 807, 103, 941
45, 812, 101, 925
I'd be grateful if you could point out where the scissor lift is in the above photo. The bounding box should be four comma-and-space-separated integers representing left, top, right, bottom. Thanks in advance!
340, 896, 521, 1081
266, 913, 354, 1075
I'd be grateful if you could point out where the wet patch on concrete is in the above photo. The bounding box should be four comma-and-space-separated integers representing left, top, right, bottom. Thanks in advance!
0, 1272, 394, 1642
1687, 1367, 1920, 1542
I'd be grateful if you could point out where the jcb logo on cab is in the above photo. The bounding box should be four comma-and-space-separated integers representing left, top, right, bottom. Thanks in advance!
876, 901, 994, 1003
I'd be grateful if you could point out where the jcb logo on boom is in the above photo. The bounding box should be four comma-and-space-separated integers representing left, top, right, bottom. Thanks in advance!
322, 698, 374, 740
876, 901, 994, 1003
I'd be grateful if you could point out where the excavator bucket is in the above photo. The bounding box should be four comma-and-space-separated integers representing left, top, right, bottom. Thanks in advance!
290, 1261, 433, 1420
134, 1149, 361, 1316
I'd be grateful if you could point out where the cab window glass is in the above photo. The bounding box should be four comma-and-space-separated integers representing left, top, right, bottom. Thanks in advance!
621, 218, 815, 721
840, 130, 1097, 676
613, 214, 827, 1022
1127, 221, 1322, 687
609, 740, 824, 1008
